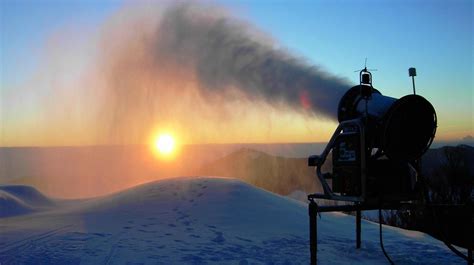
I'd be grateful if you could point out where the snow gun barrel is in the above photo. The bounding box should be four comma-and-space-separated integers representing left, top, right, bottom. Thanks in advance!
337, 85, 437, 162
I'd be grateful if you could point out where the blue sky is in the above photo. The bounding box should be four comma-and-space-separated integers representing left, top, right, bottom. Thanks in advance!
232, 0, 473, 140
230, 0, 472, 94
1, 0, 472, 144
1, 0, 121, 87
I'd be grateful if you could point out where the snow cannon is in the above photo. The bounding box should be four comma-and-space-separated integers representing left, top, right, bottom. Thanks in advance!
337, 85, 437, 163
308, 67, 437, 203
305, 68, 473, 265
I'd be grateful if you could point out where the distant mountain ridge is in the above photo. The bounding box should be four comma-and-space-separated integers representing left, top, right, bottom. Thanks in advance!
0, 144, 472, 199
197, 148, 322, 195
198, 145, 474, 198
422, 144, 474, 177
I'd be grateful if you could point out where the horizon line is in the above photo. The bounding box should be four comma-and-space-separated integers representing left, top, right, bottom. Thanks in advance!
0, 140, 472, 149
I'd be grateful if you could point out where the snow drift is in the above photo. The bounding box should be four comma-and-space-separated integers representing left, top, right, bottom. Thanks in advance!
0, 185, 54, 218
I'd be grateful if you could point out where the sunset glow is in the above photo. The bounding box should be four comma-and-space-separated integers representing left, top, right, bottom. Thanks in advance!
154, 133, 176, 158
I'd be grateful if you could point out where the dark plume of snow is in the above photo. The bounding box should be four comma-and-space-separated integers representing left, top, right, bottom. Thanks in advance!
152, 3, 348, 119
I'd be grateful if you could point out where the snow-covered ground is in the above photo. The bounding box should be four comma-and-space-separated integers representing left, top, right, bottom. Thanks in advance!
0, 177, 463, 264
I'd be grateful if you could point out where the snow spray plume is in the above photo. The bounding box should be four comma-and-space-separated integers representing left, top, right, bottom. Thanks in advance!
153, 3, 348, 120
1, 2, 352, 198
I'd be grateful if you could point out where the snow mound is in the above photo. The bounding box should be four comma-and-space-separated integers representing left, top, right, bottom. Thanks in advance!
0, 185, 54, 218
0, 177, 464, 264
75, 176, 307, 239
0, 190, 35, 217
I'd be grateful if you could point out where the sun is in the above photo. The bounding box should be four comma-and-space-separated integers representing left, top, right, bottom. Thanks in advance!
155, 134, 175, 155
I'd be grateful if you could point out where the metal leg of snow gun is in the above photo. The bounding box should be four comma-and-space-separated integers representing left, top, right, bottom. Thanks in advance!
468, 248, 473, 265
308, 198, 318, 265
308, 194, 364, 265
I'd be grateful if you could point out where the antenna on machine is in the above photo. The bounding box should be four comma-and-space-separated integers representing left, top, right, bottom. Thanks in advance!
409, 67, 417, 95
354, 58, 377, 94
354, 58, 378, 73
354, 59, 378, 117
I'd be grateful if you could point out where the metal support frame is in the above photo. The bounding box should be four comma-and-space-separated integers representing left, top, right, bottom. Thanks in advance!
311, 118, 367, 203
468, 248, 473, 265
356, 208, 361, 249
309, 199, 318, 264
308, 196, 414, 265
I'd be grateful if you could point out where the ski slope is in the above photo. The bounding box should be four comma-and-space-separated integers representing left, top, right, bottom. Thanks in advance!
0, 177, 463, 264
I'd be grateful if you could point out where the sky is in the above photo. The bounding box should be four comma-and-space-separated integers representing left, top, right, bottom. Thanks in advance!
0, 0, 472, 146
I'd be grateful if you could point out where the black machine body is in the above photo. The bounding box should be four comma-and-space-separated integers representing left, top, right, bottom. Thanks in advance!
309, 68, 437, 204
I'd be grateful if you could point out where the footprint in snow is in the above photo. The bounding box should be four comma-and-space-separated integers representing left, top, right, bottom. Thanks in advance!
235, 236, 253, 242
212, 231, 225, 243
